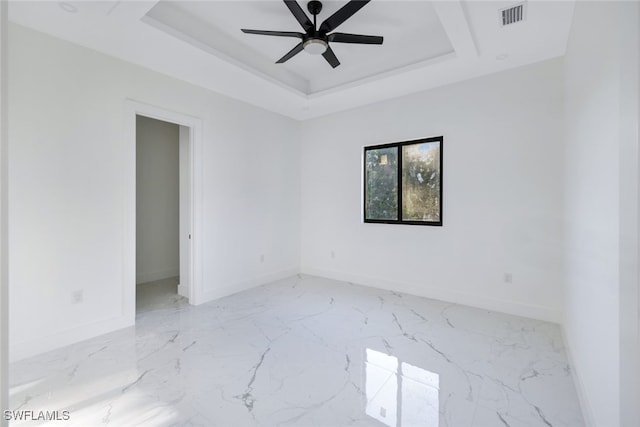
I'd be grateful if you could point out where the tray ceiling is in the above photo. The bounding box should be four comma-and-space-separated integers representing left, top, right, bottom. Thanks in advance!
8, 0, 575, 120
143, 1, 454, 94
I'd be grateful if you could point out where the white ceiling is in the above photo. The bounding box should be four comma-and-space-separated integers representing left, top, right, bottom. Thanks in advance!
144, 1, 454, 93
8, 0, 575, 120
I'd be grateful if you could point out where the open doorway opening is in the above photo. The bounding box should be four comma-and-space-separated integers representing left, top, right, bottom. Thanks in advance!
124, 100, 201, 323
135, 115, 187, 313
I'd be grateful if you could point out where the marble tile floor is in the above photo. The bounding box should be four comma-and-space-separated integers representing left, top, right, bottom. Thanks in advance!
136, 277, 189, 314
9, 275, 585, 426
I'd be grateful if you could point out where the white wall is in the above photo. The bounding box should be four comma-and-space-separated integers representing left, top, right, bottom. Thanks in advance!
300, 59, 565, 322
563, 2, 639, 426
0, 1, 9, 424
618, 4, 640, 425
8, 23, 301, 361
135, 116, 180, 285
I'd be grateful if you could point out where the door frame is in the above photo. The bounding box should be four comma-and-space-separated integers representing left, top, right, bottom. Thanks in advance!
123, 100, 203, 322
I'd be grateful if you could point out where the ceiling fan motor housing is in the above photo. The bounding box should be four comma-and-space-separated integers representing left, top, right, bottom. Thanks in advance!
307, 1, 323, 16
304, 0, 328, 53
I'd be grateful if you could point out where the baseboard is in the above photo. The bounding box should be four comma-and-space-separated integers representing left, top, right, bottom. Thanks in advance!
560, 325, 595, 427
10, 269, 297, 362
9, 267, 558, 362
200, 268, 299, 304
177, 283, 188, 298
301, 267, 562, 323
136, 268, 179, 285
10, 313, 134, 363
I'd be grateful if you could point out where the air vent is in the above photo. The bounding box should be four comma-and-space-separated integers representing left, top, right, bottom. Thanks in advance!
500, 3, 525, 26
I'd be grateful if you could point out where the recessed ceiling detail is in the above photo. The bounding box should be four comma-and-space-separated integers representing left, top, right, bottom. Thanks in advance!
7, 0, 576, 120
143, 1, 455, 94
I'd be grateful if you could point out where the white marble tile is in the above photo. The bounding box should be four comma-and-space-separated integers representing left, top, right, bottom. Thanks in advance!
9, 275, 584, 426
136, 277, 187, 314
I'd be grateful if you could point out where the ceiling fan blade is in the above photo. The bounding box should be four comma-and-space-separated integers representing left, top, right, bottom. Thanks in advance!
319, 0, 371, 33
322, 46, 341, 68
283, 0, 314, 32
276, 42, 305, 63
328, 33, 383, 44
242, 29, 304, 38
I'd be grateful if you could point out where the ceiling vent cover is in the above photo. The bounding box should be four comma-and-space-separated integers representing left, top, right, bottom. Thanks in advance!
500, 3, 525, 26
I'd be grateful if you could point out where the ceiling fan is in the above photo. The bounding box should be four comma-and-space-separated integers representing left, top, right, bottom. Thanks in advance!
241, 0, 383, 68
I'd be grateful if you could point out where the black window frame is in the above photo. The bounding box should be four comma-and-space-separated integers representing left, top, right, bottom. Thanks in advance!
363, 136, 443, 226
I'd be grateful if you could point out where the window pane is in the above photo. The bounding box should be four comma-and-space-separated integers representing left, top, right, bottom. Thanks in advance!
402, 142, 441, 222
365, 147, 398, 220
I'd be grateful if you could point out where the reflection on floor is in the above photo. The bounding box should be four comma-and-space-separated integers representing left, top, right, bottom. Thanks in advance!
9, 275, 585, 426
136, 277, 188, 314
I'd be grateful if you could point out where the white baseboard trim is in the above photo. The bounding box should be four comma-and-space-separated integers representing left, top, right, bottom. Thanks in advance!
560, 325, 595, 427
10, 267, 559, 363
301, 267, 562, 323
10, 269, 298, 362
177, 283, 188, 298
136, 268, 179, 285
10, 313, 134, 363
200, 268, 299, 304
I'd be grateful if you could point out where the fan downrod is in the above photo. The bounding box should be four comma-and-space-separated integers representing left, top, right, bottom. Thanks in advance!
307, 1, 323, 16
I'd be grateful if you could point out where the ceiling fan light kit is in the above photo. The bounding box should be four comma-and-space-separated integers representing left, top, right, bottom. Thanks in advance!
303, 39, 328, 55
241, 0, 384, 69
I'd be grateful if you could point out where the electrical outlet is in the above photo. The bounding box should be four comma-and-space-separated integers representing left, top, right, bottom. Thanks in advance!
331, 250, 335, 259
504, 273, 513, 284
260, 254, 265, 263
71, 290, 83, 304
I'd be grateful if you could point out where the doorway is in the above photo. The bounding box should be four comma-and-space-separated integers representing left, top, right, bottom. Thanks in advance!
124, 100, 202, 323
135, 115, 183, 312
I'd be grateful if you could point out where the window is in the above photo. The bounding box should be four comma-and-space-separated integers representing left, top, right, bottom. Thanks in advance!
364, 137, 443, 226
